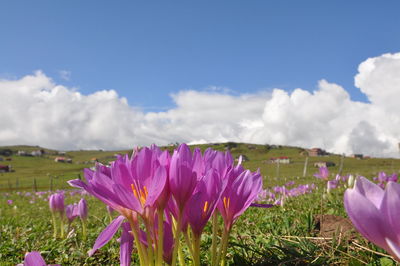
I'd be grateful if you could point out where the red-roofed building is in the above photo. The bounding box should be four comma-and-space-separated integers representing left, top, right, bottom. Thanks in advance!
308, 148, 326, 157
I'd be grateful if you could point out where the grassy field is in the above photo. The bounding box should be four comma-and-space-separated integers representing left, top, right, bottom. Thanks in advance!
0, 143, 399, 265
1, 143, 399, 191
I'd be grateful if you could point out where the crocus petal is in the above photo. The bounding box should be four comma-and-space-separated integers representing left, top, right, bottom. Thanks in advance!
344, 188, 389, 250
78, 198, 88, 220
145, 166, 167, 208
163, 221, 174, 265
83, 168, 94, 182
68, 179, 88, 190
354, 176, 384, 209
112, 161, 134, 191
88, 215, 125, 256
24, 251, 46, 266
385, 238, 400, 261
120, 222, 133, 266
112, 184, 143, 213
380, 182, 400, 236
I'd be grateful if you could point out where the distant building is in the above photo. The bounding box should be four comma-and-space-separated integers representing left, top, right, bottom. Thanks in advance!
31, 150, 44, 157
17, 150, 28, 156
351, 154, 363, 159
0, 164, 10, 173
308, 148, 327, 157
55, 157, 72, 163
314, 161, 335, 168
54, 157, 66, 162
269, 156, 291, 164
0, 149, 12, 156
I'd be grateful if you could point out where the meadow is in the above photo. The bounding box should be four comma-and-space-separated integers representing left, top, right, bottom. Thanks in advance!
1, 143, 399, 265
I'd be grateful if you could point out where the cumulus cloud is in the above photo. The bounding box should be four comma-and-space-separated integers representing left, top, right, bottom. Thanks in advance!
0, 53, 399, 157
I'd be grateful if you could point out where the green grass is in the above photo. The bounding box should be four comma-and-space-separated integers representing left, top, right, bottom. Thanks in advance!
1, 184, 397, 265
1, 143, 399, 191
0, 142, 399, 265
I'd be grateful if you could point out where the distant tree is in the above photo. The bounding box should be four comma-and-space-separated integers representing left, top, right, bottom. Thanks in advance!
0, 149, 12, 156
225, 142, 237, 150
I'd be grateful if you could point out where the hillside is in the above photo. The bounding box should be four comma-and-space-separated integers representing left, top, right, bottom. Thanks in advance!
1, 143, 399, 191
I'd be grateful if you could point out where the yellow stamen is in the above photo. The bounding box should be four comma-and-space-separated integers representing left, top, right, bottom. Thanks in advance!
203, 201, 209, 213
223, 197, 230, 210
131, 184, 139, 199
140, 186, 148, 205
131, 184, 148, 207
143, 186, 148, 199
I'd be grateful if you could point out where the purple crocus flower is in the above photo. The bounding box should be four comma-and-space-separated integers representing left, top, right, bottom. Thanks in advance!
313, 166, 329, 180
68, 145, 169, 261
68, 146, 168, 217
78, 198, 88, 221
88, 216, 126, 256
388, 173, 398, 183
7, 199, 13, 205
374, 172, 398, 188
327, 180, 338, 193
344, 176, 400, 261
21, 251, 60, 266
169, 143, 198, 212
66, 204, 78, 223
49, 192, 65, 214
185, 169, 224, 237
120, 222, 134, 266
218, 169, 263, 231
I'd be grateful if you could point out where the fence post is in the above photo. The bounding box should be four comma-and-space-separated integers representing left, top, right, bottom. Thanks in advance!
276, 160, 280, 179
303, 157, 309, 178
338, 154, 345, 176
50, 176, 53, 191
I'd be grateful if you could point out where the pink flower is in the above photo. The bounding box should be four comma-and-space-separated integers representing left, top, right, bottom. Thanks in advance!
344, 176, 400, 260
21, 251, 60, 266
313, 166, 329, 180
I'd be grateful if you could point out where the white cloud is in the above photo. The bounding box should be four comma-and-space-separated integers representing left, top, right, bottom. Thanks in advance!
0, 53, 399, 157
58, 70, 71, 81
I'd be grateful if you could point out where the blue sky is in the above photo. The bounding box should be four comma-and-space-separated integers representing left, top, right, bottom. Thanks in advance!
1, 1, 400, 156
1, 1, 400, 111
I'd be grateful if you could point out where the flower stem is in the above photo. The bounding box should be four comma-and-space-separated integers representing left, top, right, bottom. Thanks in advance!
178, 244, 185, 266
184, 228, 194, 257
210, 212, 219, 265
129, 218, 148, 265
145, 218, 155, 266
81, 220, 87, 241
192, 235, 201, 266
216, 228, 231, 266
171, 213, 182, 266
60, 216, 65, 239
51, 212, 57, 238
156, 208, 164, 266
